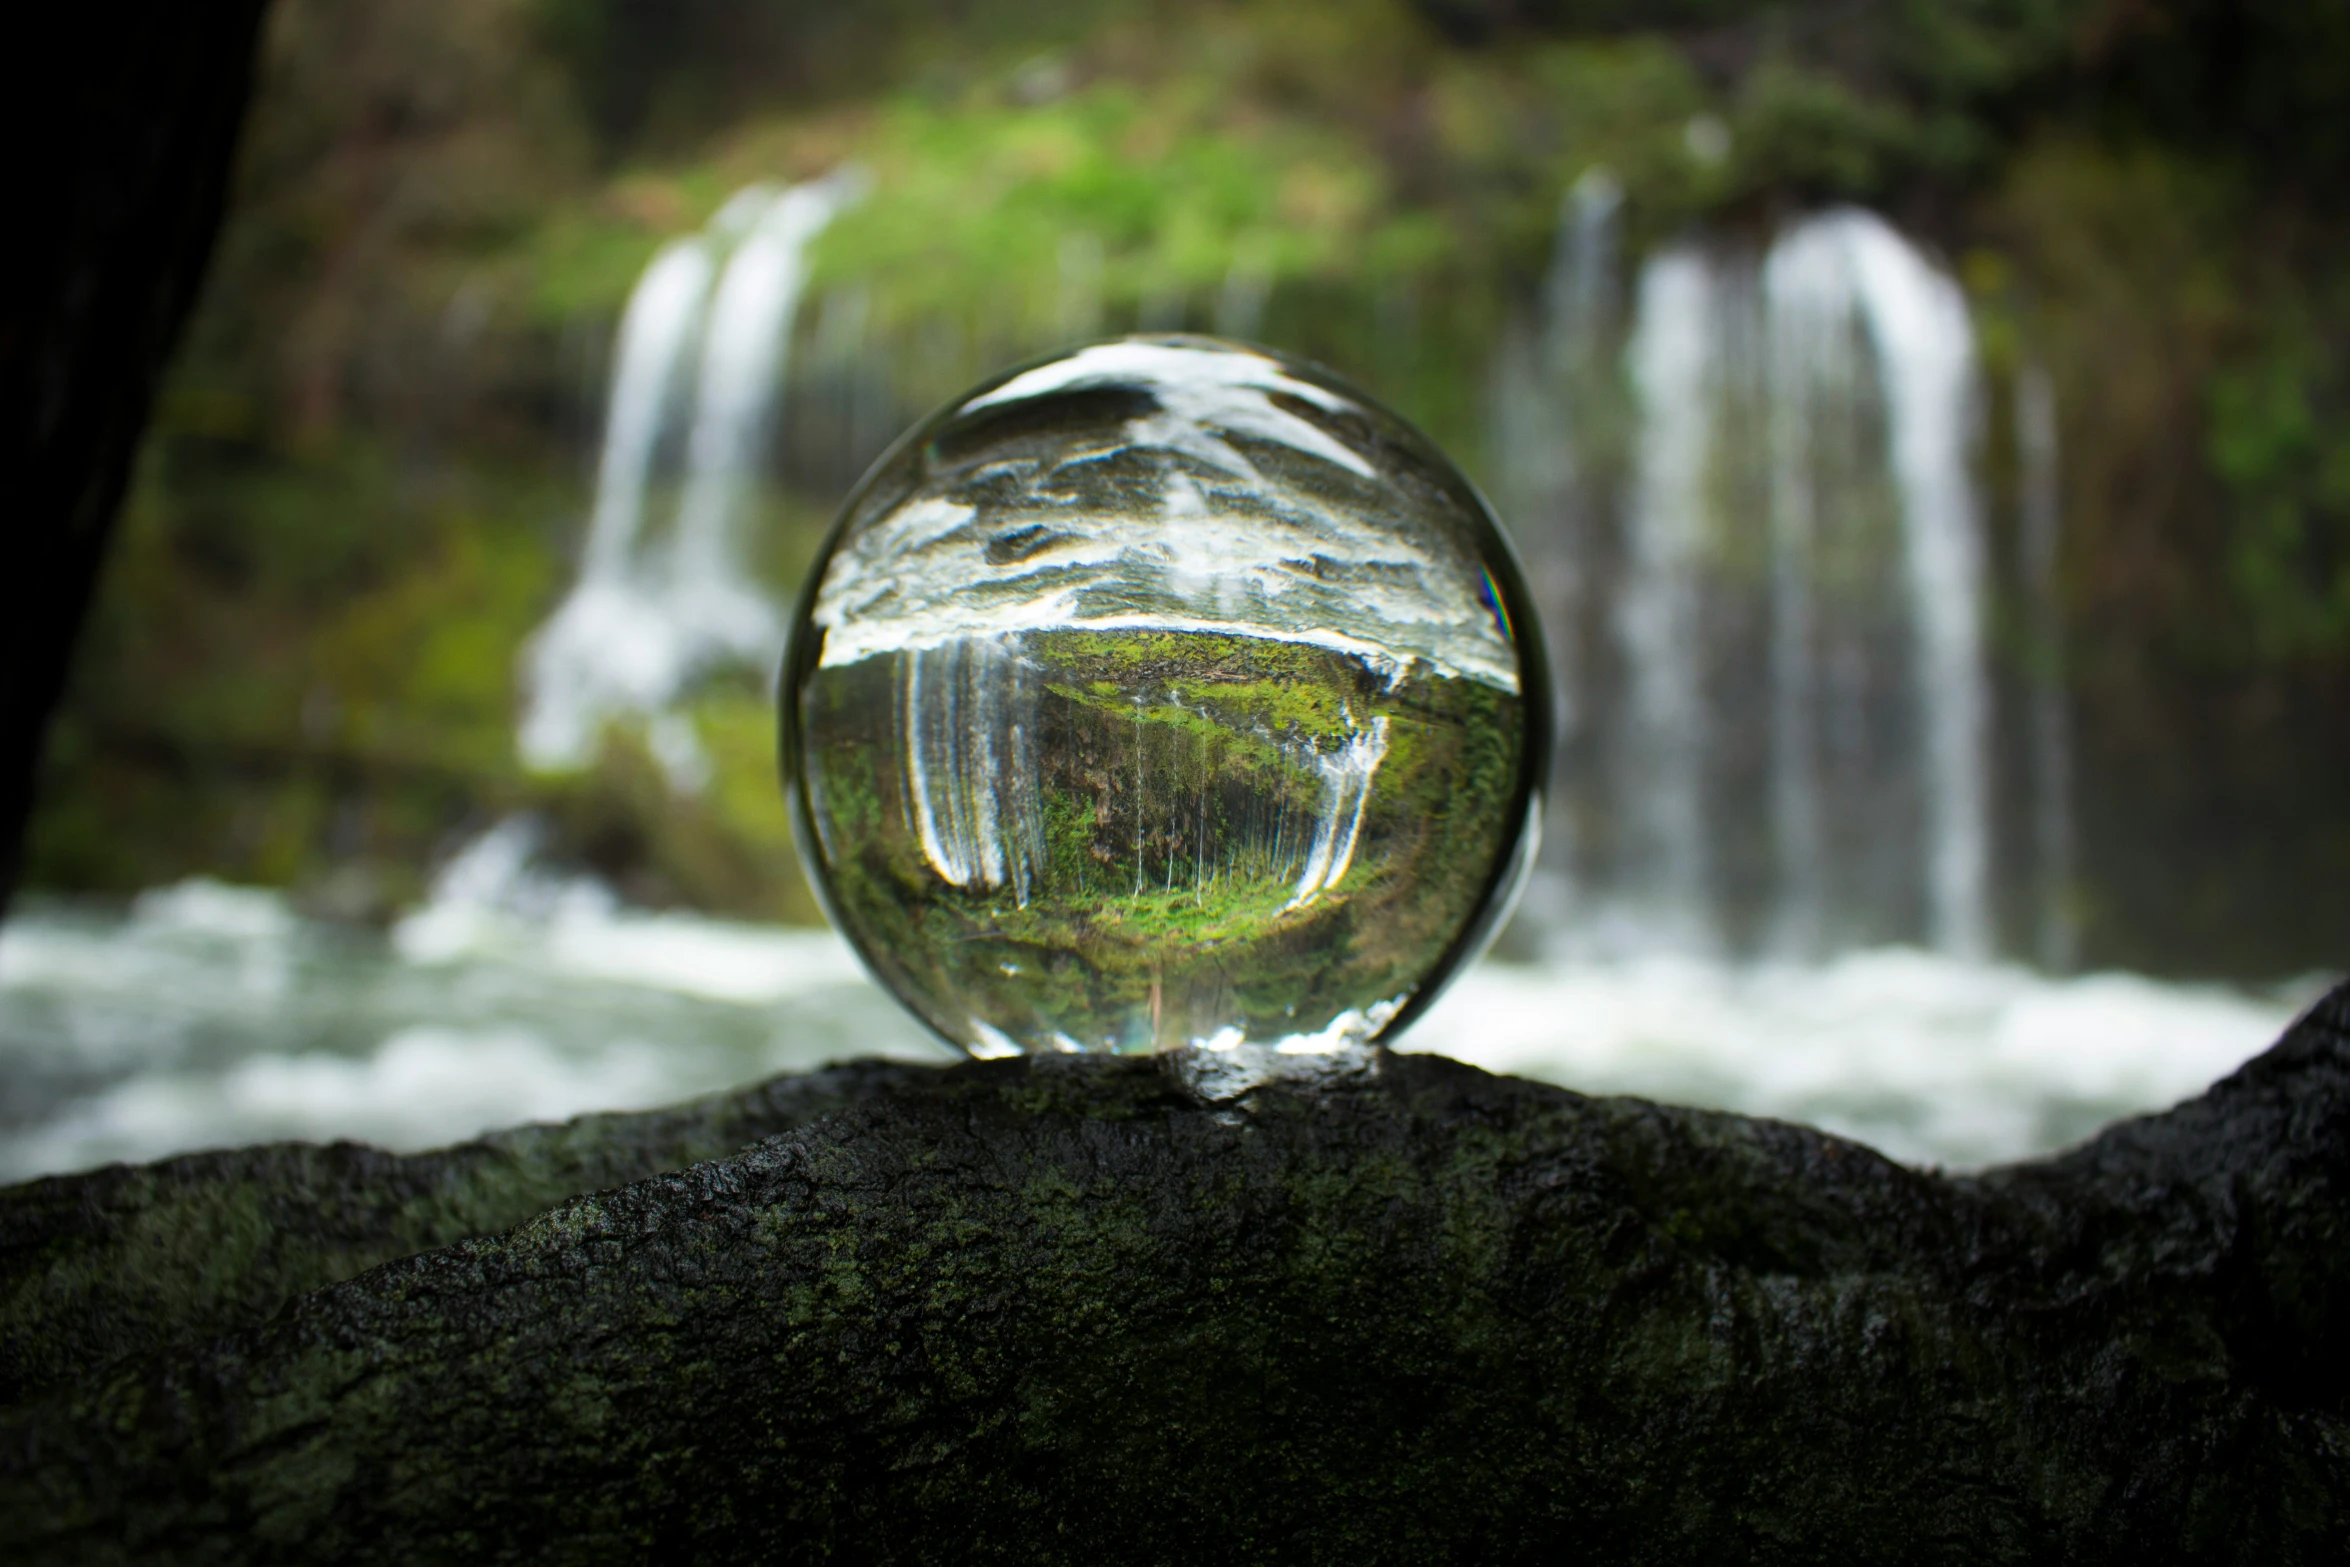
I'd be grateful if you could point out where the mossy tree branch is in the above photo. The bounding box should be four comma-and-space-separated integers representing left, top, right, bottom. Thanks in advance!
3, 987, 2346, 1561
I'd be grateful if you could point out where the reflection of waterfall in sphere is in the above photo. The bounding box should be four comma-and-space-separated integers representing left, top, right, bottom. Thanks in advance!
781, 336, 1549, 1058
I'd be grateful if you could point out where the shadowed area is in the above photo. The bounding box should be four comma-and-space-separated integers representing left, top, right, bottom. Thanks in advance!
0, 1, 271, 912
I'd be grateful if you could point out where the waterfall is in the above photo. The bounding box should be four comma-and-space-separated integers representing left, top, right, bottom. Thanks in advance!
1507, 170, 1623, 766
1751, 210, 1991, 959
902, 637, 1045, 906
519, 171, 863, 782
1486, 172, 1626, 937
1837, 213, 1990, 961
1617, 244, 1717, 949
1761, 227, 1834, 958
671, 183, 849, 613
1505, 202, 1997, 961
1287, 716, 1392, 909
1542, 169, 1623, 388
578, 242, 714, 586
2017, 363, 2076, 971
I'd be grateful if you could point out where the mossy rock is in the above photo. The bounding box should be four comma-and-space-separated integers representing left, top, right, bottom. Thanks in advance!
2, 989, 2346, 1563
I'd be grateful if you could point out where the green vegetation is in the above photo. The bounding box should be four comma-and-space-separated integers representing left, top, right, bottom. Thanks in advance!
24, 0, 2350, 970
803, 630, 1522, 1051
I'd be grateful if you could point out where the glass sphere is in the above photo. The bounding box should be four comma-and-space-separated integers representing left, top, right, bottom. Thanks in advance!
781, 336, 1548, 1058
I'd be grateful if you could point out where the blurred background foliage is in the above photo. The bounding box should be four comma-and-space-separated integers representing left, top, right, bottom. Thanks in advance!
26, 0, 2350, 974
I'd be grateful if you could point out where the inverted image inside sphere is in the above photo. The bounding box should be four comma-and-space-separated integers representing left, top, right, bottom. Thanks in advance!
783, 336, 1546, 1058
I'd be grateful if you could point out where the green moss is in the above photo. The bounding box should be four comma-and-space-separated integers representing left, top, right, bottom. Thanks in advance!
13, 1012, 2345, 1559
802, 627, 1522, 1054
2210, 317, 2350, 659
0, 1059, 932, 1404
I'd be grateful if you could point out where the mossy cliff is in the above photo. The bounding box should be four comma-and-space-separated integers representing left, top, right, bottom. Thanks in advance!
4, 987, 2347, 1562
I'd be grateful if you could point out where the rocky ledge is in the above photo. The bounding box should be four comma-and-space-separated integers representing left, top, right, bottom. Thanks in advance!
2, 987, 2346, 1564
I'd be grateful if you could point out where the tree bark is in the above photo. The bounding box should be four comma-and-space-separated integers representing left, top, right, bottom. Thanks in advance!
0, 1, 271, 912
3, 988, 2346, 1563
0, 1060, 932, 1406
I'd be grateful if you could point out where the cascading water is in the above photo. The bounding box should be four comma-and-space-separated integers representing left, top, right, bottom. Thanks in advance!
1842, 214, 1991, 960
1490, 169, 1625, 928
1760, 209, 1991, 960
1512, 171, 1625, 727
1761, 229, 1835, 958
1515, 203, 2002, 961
1617, 245, 1719, 950
519, 171, 864, 784
899, 637, 1046, 906
1287, 715, 1391, 910
2017, 363, 2077, 972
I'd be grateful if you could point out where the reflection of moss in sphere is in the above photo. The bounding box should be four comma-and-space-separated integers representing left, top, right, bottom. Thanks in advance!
782, 337, 1547, 1057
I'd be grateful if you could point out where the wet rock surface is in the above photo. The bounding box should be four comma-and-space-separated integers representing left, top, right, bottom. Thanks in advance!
2, 989, 2346, 1564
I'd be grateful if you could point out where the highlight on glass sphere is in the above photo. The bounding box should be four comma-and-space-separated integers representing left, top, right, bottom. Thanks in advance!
780, 335, 1548, 1060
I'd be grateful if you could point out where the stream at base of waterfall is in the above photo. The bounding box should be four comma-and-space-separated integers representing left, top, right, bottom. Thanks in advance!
0, 858, 2322, 1182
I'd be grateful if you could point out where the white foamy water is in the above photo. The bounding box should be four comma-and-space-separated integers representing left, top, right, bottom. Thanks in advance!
1401, 952, 2323, 1168
0, 877, 2322, 1182
0, 879, 938, 1183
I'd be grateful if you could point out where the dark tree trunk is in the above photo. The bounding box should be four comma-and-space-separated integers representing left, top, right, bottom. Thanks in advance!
3, 988, 2347, 1562
0, 2, 271, 912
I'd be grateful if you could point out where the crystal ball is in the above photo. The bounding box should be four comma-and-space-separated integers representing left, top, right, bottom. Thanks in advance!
780, 336, 1548, 1058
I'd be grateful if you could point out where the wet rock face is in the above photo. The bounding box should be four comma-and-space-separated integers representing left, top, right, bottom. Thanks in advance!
3, 990, 2347, 1564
